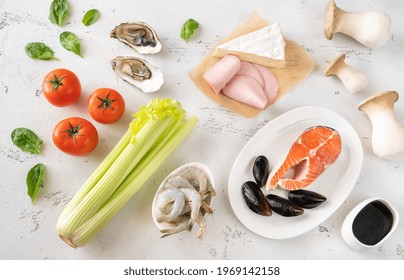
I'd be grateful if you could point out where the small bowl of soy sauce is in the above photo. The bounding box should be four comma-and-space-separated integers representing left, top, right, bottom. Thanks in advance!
341, 198, 399, 251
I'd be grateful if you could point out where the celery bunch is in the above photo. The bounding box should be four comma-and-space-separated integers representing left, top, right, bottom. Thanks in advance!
56, 98, 198, 248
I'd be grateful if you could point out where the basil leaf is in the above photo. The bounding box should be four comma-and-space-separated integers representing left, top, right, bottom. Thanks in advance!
26, 163, 45, 204
49, 0, 70, 26
82, 9, 100, 26
60, 31, 83, 58
11, 128, 43, 155
25, 42, 58, 60
181, 18, 199, 42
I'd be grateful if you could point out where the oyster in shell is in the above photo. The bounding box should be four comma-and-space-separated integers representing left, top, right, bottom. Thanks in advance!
111, 56, 164, 93
111, 22, 162, 54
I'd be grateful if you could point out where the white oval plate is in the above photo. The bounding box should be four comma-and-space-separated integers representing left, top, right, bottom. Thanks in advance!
228, 106, 363, 239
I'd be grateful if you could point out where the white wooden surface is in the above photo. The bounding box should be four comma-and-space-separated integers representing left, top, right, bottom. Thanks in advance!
0, 0, 403, 260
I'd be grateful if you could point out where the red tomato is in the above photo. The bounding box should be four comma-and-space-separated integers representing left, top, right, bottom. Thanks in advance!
52, 117, 98, 156
87, 88, 125, 124
42, 69, 81, 107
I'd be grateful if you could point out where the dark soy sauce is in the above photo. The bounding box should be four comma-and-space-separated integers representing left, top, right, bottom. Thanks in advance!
352, 200, 394, 246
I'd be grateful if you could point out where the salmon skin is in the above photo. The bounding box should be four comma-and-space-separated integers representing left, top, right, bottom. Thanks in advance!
266, 126, 342, 191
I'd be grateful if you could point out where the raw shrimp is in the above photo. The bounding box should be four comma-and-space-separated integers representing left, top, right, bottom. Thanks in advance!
163, 175, 202, 228
165, 175, 194, 189
160, 215, 191, 238
156, 165, 216, 239
180, 187, 201, 228
179, 167, 208, 192
160, 211, 208, 239
156, 188, 185, 223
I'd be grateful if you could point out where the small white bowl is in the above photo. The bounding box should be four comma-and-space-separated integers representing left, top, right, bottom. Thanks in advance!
341, 197, 399, 251
151, 162, 215, 231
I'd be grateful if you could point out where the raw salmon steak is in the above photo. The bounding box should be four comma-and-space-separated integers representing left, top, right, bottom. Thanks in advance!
266, 126, 342, 191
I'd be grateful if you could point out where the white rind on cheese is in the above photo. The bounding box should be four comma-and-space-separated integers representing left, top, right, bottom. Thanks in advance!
217, 23, 285, 60
213, 23, 286, 68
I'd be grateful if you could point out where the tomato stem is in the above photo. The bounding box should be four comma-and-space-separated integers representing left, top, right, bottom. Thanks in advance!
46, 74, 66, 92
97, 92, 116, 112
64, 121, 82, 143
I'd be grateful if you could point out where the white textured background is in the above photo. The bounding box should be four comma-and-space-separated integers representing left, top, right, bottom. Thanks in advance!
0, 0, 403, 259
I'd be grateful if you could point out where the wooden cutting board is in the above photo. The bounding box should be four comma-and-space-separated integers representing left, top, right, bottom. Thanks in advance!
189, 11, 315, 118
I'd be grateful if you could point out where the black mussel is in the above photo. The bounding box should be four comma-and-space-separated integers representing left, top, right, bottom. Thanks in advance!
265, 194, 304, 217
288, 189, 327, 209
253, 155, 270, 187
242, 181, 272, 216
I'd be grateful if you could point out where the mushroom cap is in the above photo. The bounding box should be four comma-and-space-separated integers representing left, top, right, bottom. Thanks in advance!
358, 91, 399, 113
324, 53, 346, 77
324, 0, 337, 40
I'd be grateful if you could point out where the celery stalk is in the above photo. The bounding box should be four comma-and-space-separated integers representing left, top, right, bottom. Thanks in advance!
70, 116, 198, 247
56, 98, 198, 248
60, 119, 174, 237
56, 130, 131, 231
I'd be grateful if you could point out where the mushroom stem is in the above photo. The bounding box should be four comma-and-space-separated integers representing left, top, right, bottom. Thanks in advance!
358, 91, 404, 159
325, 54, 368, 93
324, 0, 392, 49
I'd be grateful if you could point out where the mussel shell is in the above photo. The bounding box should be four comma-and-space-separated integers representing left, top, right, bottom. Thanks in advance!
288, 189, 327, 209
242, 181, 272, 216
265, 194, 304, 217
253, 155, 270, 187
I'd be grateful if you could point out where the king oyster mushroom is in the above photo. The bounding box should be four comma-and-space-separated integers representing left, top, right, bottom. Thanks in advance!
111, 56, 164, 93
111, 22, 162, 54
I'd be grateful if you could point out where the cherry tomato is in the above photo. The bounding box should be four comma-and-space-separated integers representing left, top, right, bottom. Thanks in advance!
87, 88, 125, 124
52, 117, 98, 156
42, 69, 81, 107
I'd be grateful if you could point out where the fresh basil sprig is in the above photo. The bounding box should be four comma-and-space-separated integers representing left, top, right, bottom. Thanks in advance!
27, 163, 45, 204
49, 0, 70, 26
82, 9, 100, 26
11, 128, 43, 155
181, 18, 200, 42
60, 31, 83, 58
25, 42, 58, 61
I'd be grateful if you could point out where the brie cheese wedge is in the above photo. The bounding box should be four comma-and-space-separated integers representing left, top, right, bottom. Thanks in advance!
213, 22, 286, 68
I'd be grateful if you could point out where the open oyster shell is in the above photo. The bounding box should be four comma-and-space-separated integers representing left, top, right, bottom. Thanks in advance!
111, 22, 162, 54
111, 56, 164, 93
